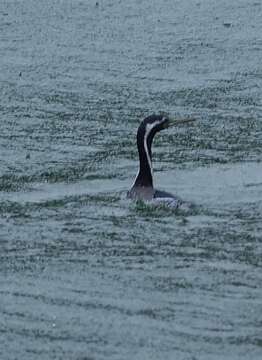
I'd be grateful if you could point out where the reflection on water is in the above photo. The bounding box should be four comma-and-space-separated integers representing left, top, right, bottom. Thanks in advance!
1, 0, 262, 359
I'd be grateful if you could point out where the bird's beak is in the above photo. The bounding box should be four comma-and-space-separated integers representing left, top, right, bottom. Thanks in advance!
167, 117, 196, 127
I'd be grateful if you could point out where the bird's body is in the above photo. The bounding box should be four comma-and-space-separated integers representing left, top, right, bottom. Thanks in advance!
128, 114, 194, 208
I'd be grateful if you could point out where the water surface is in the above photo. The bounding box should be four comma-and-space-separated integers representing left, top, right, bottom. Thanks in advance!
0, 0, 262, 359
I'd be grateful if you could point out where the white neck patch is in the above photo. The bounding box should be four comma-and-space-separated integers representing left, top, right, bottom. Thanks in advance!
132, 117, 166, 188
144, 118, 166, 176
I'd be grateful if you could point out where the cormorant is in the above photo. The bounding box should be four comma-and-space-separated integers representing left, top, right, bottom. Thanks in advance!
128, 114, 195, 207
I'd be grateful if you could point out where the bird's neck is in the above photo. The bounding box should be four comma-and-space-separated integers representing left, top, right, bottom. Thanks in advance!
134, 132, 153, 188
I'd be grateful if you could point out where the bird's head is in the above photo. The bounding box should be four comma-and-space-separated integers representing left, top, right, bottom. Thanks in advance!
138, 114, 195, 140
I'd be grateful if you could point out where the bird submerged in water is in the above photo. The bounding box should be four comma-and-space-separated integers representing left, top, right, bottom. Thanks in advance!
127, 114, 195, 208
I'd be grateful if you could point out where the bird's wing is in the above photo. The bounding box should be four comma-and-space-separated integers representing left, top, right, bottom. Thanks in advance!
154, 189, 179, 199
153, 189, 182, 208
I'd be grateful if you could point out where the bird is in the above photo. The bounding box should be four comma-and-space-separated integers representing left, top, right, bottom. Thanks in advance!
127, 114, 195, 207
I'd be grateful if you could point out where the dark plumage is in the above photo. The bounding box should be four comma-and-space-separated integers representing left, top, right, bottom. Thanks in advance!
127, 114, 195, 207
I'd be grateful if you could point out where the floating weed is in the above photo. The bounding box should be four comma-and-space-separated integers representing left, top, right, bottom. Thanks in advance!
133, 199, 180, 217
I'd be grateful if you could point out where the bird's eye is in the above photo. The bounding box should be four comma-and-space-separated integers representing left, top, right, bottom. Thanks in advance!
162, 117, 169, 128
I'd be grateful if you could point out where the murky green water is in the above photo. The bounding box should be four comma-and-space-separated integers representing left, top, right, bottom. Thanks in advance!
1, 0, 262, 359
